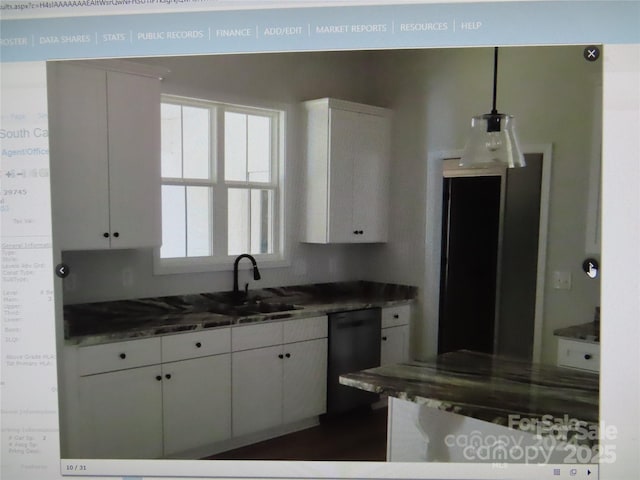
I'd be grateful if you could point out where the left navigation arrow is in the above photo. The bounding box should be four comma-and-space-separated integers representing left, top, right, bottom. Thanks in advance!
55, 263, 70, 278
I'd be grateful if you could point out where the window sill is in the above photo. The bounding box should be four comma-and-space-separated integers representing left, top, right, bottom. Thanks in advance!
153, 253, 290, 276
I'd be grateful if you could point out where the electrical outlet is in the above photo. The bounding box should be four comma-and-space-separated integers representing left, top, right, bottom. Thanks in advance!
552, 271, 572, 290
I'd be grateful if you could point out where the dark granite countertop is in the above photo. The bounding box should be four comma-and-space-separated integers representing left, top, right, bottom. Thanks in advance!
554, 322, 600, 343
64, 281, 417, 346
340, 350, 598, 437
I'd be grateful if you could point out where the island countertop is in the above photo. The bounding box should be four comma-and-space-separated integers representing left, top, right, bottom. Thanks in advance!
340, 350, 599, 432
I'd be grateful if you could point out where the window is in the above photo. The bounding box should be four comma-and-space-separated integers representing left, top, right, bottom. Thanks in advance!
158, 96, 283, 270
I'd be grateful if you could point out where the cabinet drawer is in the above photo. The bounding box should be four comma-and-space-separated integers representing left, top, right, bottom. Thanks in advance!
381, 304, 411, 328
232, 321, 283, 351
283, 316, 328, 343
78, 337, 161, 376
557, 338, 600, 372
162, 328, 231, 363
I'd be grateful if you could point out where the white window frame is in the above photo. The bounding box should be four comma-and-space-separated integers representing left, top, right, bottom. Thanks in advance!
154, 95, 287, 275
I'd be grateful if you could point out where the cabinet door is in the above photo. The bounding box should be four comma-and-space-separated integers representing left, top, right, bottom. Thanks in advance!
48, 63, 111, 250
351, 112, 391, 243
106, 71, 162, 249
282, 338, 328, 423
327, 108, 390, 243
381, 325, 409, 366
78, 365, 163, 459
327, 108, 357, 242
162, 354, 231, 456
232, 345, 283, 437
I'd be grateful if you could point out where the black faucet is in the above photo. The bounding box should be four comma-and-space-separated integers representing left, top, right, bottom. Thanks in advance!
232, 254, 261, 303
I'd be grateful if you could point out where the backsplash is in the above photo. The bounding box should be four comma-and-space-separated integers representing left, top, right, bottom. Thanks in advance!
60, 244, 371, 305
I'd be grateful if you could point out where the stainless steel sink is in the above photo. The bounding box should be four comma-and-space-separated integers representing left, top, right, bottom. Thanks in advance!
205, 301, 301, 317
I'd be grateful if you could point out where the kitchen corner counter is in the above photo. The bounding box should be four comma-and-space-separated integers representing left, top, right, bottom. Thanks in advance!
340, 350, 598, 434
64, 281, 417, 346
554, 322, 600, 343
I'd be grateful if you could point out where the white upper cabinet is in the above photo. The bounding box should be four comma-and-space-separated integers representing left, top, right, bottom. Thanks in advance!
47, 61, 163, 250
302, 98, 391, 243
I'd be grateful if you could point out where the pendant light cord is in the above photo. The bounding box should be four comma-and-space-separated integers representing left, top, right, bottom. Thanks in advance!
491, 46, 499, 114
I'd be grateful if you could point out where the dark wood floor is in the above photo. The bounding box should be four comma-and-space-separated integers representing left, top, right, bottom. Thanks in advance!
206, 407, 388, 461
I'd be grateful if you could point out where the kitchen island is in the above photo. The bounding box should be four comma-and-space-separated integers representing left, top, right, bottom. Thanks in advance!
340, 350, 599, 463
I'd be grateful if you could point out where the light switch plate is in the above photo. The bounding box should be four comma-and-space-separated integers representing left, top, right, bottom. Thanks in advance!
552, 271, 572, 290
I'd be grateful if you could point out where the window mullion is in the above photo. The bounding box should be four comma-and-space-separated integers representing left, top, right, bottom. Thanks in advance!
181, 106, 188, 257
271, 111, 278, 185
213, 106, 228, 257
243, 113, 249, 253
183, 185, 188, 258
245, 113, 249, 183
247, 188, 252, 254
163, 178, 214, 187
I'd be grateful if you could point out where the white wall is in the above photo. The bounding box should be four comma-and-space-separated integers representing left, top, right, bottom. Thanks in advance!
60, 47, 601, 367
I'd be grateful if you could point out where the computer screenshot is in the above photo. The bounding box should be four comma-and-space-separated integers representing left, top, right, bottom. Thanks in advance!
1, 1, 638, 480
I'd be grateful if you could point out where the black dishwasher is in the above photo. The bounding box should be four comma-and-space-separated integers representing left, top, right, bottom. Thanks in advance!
326, 308, 381, 416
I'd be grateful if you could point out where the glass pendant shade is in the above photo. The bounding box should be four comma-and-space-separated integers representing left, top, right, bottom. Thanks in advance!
459, 113, 526, 168
459, 47, 526, 169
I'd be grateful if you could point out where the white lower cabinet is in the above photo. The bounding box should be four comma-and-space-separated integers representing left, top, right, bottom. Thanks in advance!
72, 329, 232, 459
78, 365, 163, 459
231, 316, 328, 438
232, 345, 284, 436
68, 317, 328, 458
556, 338, 600, 373
283, 338, 328, 423
381, 305, 411, 365
381, 325, 409, 366
77, 354, 231, 459
162, 354, 231, 456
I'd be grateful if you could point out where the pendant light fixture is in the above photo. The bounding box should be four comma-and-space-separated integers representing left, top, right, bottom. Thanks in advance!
459, 47, 526, 168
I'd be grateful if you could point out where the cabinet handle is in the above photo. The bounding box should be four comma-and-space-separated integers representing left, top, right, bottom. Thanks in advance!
103, 232, 110, 238
584, 354, 592, 360
119, 353, 126, 359
155, 375, 162, 381
393, 314, 399, 319
165, 374, 172, 379
359, 230, 364, 234
278, 354, 284, 359
195, 342, 202, 348
353, 230, 359, 234
285, 353, 291, 358
113, 232, 120, 238
382, 336, 388, 341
